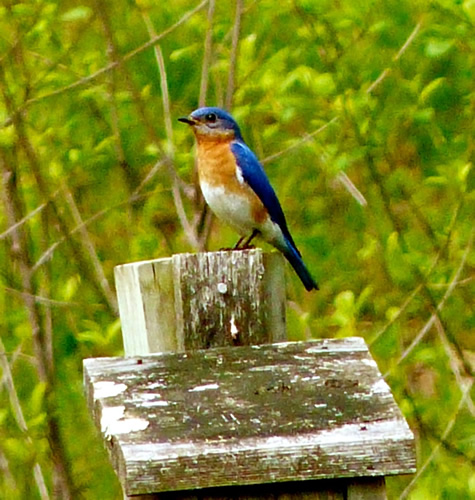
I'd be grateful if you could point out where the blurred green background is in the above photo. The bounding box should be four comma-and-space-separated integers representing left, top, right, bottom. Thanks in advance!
0, 0, 473, 498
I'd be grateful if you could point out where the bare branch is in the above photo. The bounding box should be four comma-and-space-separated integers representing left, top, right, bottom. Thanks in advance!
399, 381, 473, 499
225, 0, 243, 110
62, 184, 118, 313
434, 316, 475, 415
0, 200, 47, 240
335, 171, 367, 207
199, 0, 216, 106
384, 228, 474, 378
366, 22, 422, 94
261, 117, 339, 165
3, 286, 96, 309
1, 0, 209, 128
0, 337, 50, 499
140, 10, 200, 250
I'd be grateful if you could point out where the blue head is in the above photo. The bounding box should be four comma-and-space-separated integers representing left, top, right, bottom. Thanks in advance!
178, 107, 243, 141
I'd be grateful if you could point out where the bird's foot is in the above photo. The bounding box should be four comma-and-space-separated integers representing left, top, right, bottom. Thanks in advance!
219, 245, 255, 251
239, 243, 256, 250
234, 230, 259, 250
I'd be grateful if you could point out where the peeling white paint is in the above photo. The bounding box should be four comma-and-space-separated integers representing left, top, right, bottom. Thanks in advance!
249, 365, 275, 372
275, 341, 296, 348
189, 383, 220, 392
229, 413, 240, 424
230, 314, 238, 339
129, 393, 170, 408
101, 405, 149, 437
371, 379, 390, 394
94, 381, 127, 399
133, 392, 161, 401
107, 417, 149, 436
142, 400, 170, 408
147, 381, 166, 390
306, 337, 366, 354
301, 375, 321, 382
122, 418, 412, 461
101, 405, 125, 434
293, 355, 315, 361
362, 358, 378, 368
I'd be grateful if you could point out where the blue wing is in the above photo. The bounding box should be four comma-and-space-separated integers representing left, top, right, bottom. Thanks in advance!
230, 140, 299, 252
230, 140, 319, 291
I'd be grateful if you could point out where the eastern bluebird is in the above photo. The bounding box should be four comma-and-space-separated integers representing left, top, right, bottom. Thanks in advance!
179, 107, 318, 291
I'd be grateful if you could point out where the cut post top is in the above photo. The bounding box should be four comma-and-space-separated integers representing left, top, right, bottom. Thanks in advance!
114, 249, 286, 356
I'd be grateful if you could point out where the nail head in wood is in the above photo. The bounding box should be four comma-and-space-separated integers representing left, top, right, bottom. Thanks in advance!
114, 250, 286, 355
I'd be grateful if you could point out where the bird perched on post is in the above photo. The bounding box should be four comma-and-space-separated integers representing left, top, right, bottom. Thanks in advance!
178, 107, 318, 291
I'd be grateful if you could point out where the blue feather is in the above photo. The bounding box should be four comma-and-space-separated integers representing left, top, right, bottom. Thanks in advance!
179, 106, 319, 291
230, 141, 318, 291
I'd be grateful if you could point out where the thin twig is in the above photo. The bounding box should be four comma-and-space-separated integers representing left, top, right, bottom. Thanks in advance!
434, 316, 475, 415
31, 188, 165, 272
261, 117, 339, 164
335, 171, 367, 206
3, 287, 95, 308
131, 159, 167, 198
0, 70, 75, 499
1, 0, 209, 128
0, 337, 50, 499
370, 198, 464, 346
395, 21, 423, 61
225, 0, 243, 110
193, 0, 217, 248
366, 22, 422, 94
61, 184, 118, 313
140, 10, 201, 250
0, 200, 47, 240
199, 0, 216, 106
399, 381, 473, 499
369, 284, 423, 346
384, 228, 473, 378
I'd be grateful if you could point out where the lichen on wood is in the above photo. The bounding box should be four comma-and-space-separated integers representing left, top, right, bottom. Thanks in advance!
83, 338, 416, 496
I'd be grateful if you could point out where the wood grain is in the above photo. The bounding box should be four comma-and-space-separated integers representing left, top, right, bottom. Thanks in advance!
83, 338, 415, 497
114, 250, 286, 356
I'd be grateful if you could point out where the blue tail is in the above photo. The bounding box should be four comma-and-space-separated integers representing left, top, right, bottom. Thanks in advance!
281, 238, 319, 291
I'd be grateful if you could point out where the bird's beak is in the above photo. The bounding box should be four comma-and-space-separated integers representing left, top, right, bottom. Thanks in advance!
178, 115, 197, 126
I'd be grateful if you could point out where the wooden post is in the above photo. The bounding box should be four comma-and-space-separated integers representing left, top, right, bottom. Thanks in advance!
83, 339, 416, 498
114, 249, 286, 355
83, 250, 416, 498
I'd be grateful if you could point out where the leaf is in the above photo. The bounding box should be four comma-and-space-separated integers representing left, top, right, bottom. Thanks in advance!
424, 38, 454, 58
61, 6, 93, 22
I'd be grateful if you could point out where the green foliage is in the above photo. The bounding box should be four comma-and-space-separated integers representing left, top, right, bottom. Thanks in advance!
0, 0, 473, 498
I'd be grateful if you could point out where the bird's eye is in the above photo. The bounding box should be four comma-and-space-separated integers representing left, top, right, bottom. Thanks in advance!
205, 113, 217, 123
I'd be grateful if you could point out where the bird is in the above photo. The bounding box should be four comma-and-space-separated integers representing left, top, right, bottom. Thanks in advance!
178, 107, 318, 291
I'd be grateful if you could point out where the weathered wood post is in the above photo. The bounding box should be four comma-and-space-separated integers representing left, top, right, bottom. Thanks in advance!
114, 250, 286, 354
83, 249, 416, 499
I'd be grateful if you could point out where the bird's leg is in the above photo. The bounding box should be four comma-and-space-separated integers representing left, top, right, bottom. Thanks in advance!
240, 229, 259, 249
233, 235, 246, 249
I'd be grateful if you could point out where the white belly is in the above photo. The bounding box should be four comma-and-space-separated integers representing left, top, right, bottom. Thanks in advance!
200, 182, 255, 235
200, 181, 286, 248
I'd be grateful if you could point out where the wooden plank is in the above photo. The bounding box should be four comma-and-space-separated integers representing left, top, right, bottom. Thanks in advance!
114, 250, 286, 356
83, 338, 416, 497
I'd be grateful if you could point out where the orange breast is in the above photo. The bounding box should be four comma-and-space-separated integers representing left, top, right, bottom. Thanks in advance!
196, 139, 237, 187
196, 139, 268, 224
